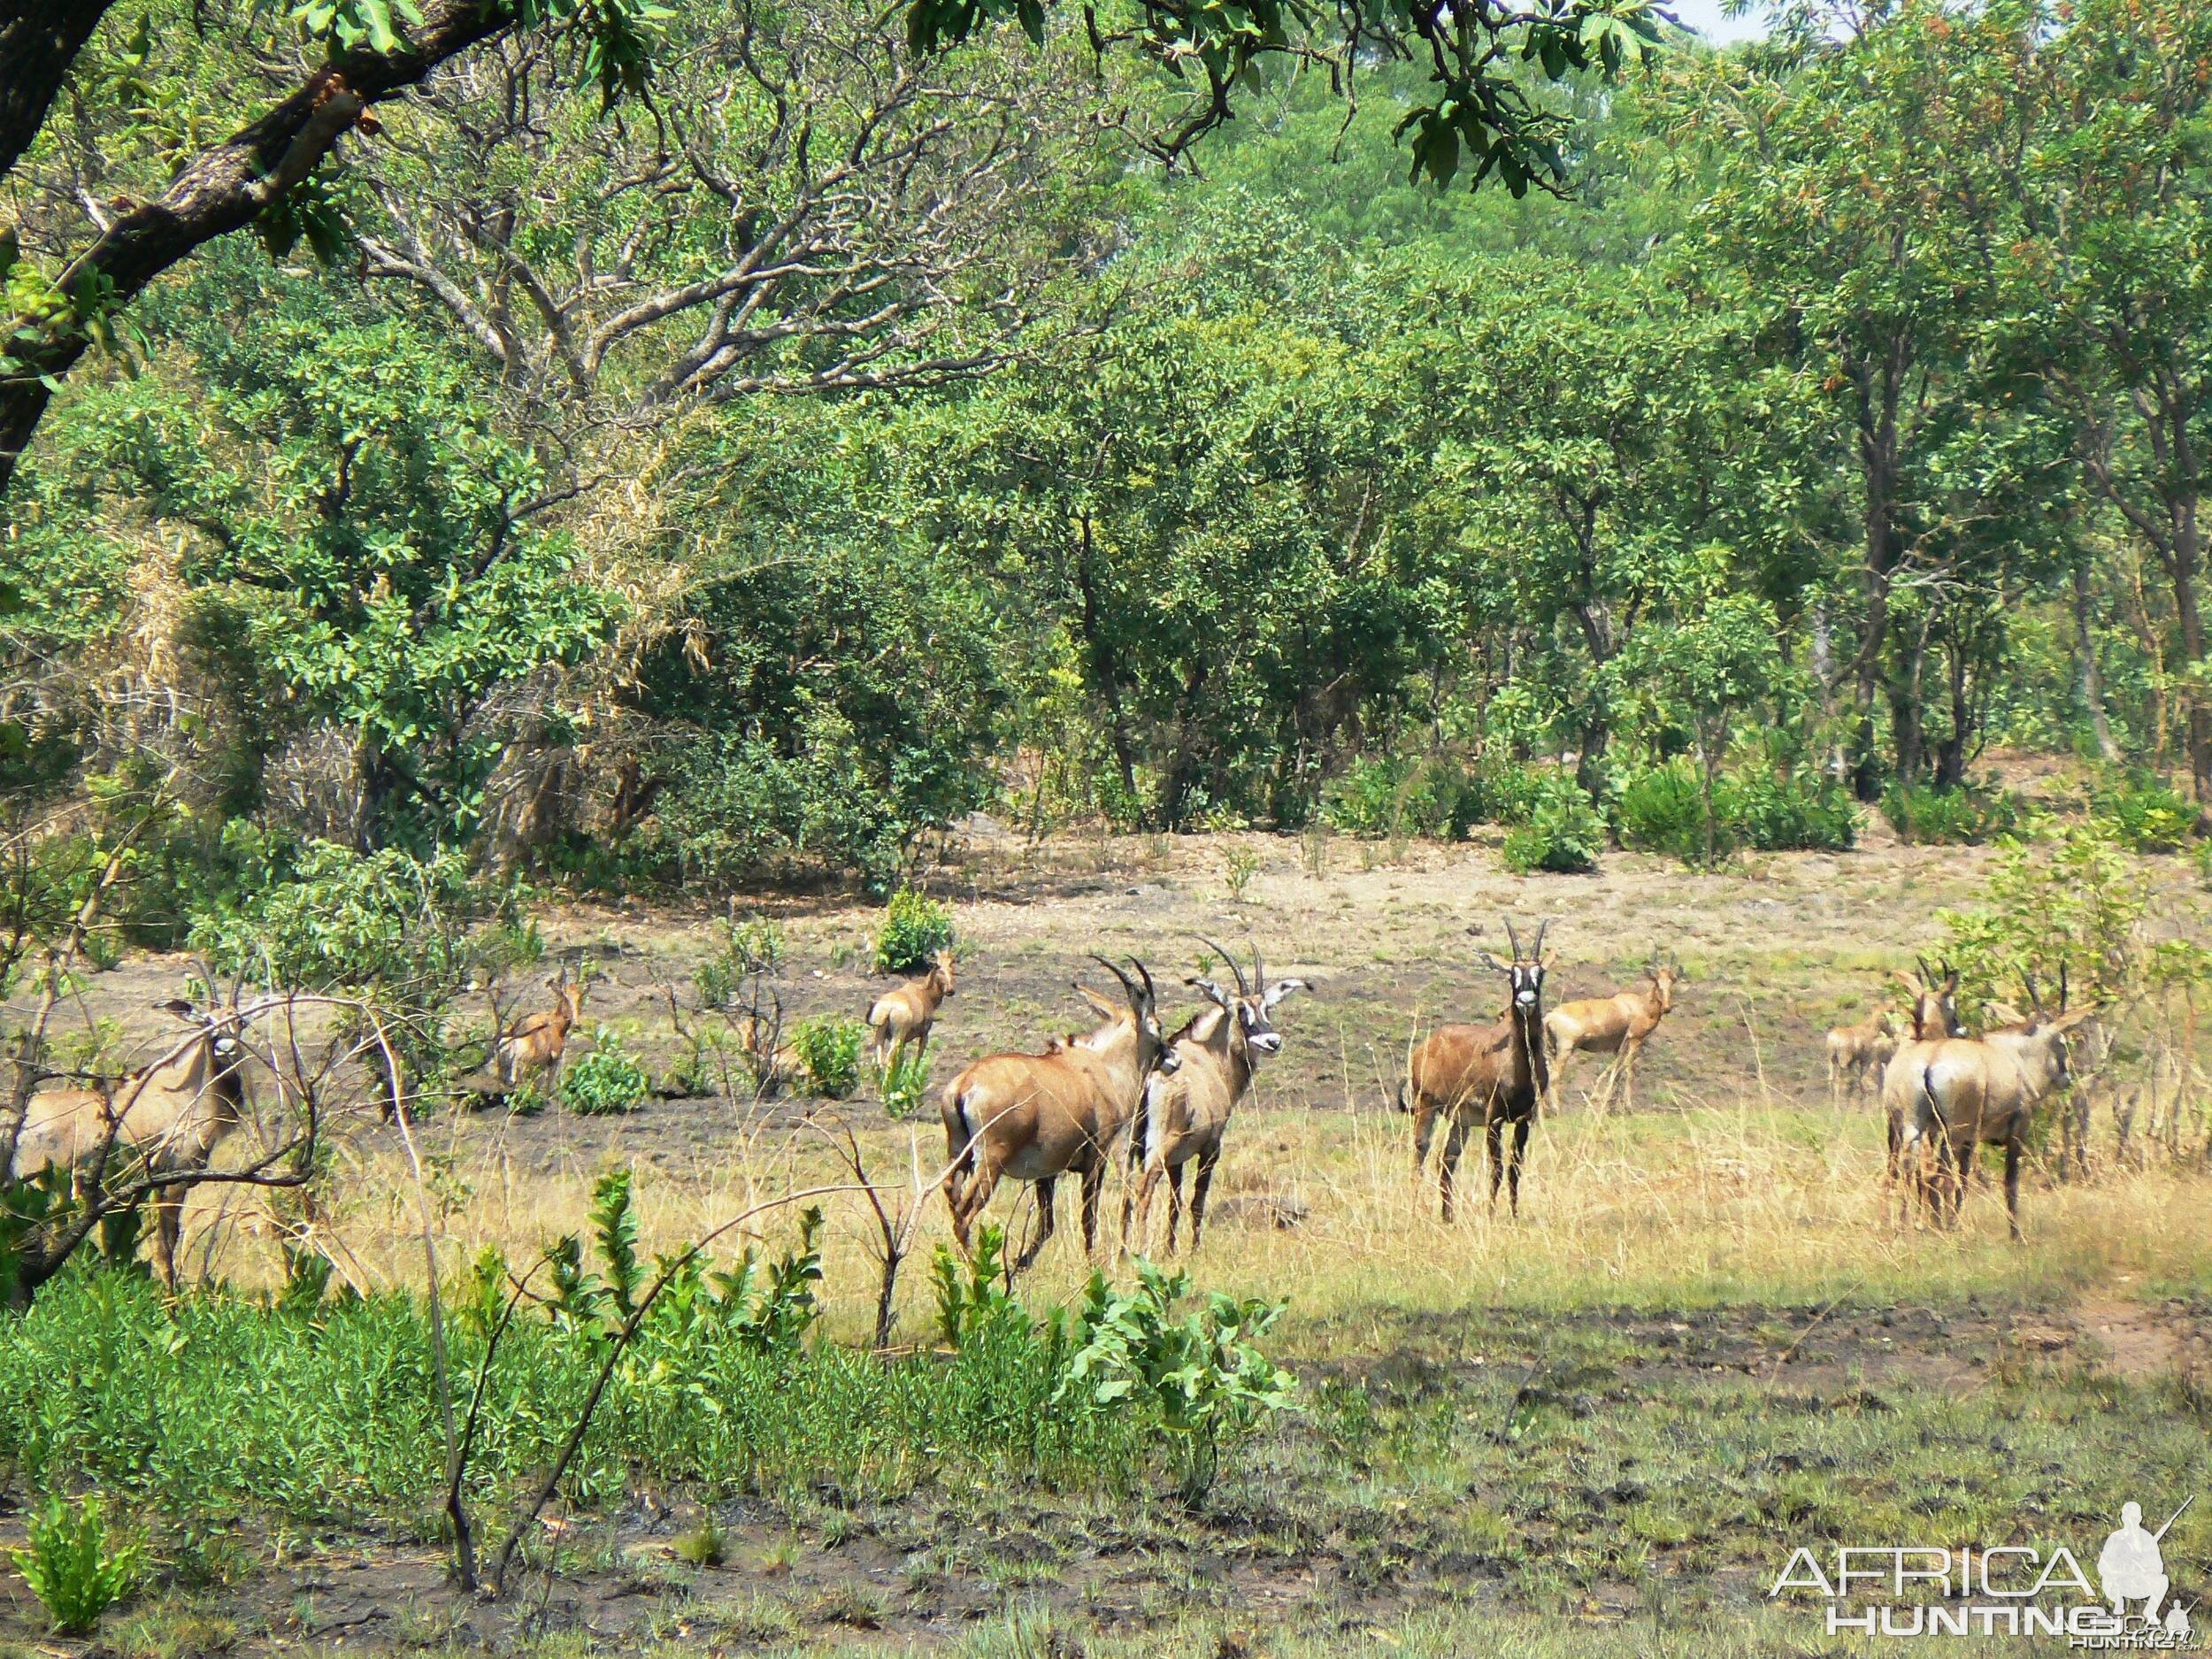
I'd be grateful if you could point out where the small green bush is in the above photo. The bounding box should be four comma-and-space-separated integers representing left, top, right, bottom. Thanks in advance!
1882, 782, 2021, 845
1321, 755, 1548, 841
11, 1493, 142, 1634
878, 1048, 933, 1119
558, 1036, 650, 1115
792, 1016, 867, 1099
1501, 775, 1604, 875
1730, 771, 1857, 852
874, 889, 956, 975
2091, 772, 2196, 853
1615, 762, 1709, 861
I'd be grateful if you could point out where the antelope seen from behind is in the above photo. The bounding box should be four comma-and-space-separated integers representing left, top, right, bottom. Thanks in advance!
496, 967, 585, 1092
1878, 959, 1965, 1183
1399, 918, 1552, 1219
9, 994, 255, 1288
1541, 952, 1684, 1113
868, 947, 956, 1069
941, 956, 1177, 1270
1123, 938, 1306, 1257
1901, 971, 2093, 1240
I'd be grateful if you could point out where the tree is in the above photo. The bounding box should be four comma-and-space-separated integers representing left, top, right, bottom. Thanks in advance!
0, 0, 1670, 502
18, 257, 613, 849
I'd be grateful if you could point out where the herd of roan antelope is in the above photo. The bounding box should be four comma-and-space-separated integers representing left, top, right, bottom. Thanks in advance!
4, 918, 2098, 1288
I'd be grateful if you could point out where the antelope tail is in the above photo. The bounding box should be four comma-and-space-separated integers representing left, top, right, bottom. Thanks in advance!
946, 1084, 979, 1179
1394, 1079, 1411, 1116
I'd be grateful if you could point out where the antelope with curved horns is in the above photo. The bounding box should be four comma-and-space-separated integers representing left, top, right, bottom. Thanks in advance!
1122, 937, 1306, 1257
941, 956, 1178, 1270
1878, 958, 1964, 1191
1541, 950, 1685, 1113
867, 947, 956, 1069
495, 966, 586, 1091
1396, 918, 1552, 1220
1900, 999, 2094, 1240
10, 991, 255, 1288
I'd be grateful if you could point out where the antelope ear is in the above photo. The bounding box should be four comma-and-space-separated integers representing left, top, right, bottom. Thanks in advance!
1539, 951, 1558, 970
1892, 971, 1923, 994
2048, 1007, 2096, 1033
1985, 1001, 2028, 1027
1186, 976, 1232, 1008
1072, 982, 1118, 1020
1476, 952, 1508, 972
153, 997, 202, 1022
1261, 978, 1307, 1010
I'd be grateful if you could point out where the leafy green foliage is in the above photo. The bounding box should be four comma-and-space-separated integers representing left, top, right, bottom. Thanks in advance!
9, 1493, 142, 1635
1501, 775, 1605, 876
2089, 774, 2197, 855
877, 1047, 933, 1120
557, 1038, 650, 1116
790, 1017, 868, 1100
1057, 1262, 1295, 1501
874, 889, 956, 974
1881, 784, 2023, 848
1617, 761, 1855, 864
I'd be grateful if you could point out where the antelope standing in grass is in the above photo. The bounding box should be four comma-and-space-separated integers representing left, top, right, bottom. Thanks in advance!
495, 968, 585, 1091
1825, 1009, 1901, 1103
941, 956, 1177, 1269
1541, 952, 1684, 1113
9, 995, 254, 1288
1122, 939, 1306, 1257
1397, 919, 1551, 1220
868, 948, 956, 1068
1899, 998, 2093, 1240
1878, 959, 1965, 1188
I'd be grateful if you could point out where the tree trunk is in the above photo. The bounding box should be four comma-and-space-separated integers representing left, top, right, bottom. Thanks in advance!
1069, 513, 1143, 826
0, 0, 119, 179
2071, 559, 2122, 764
1936, 624, 1970, 788
1891, 619, 1929, 786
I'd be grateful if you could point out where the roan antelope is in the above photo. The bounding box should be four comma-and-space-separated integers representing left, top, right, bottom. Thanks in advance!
1122, 938, 1306, 1257
1397, 919, 1552, 1220
9, 996, 254, 1288
868, 947, 956, 1069
1878, 958, 1965, 1184
495, 967, 585, 1091
1825, 1008, 1901, 1104
941, 956, 1178, 1269
1541, 952, 1685, 1113
1899, 1002, 2094, 1240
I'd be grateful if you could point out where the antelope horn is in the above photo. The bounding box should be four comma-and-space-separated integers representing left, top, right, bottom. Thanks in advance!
1532, 918, 1549, 959
1504, 918, 1523, 960
1088, 955, 1137, 1002
1249, 937, 1265, 992
1128, 956, 1158, 1006
2057, 962, 2069, 1010
1196, 936, 1249, 997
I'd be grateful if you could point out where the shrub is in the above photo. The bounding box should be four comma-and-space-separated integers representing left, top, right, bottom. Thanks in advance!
1501, 775, 1604, 875
874, 889, 956, 975
1615, 762, 1709, 862
1056, 1263, 1296, 1502
558, 1037, 650, 1116
1730, 771, 1856, 852
791, 1016, 867, 1099
878, 1048, 933, 1119
2091, 772, 2196, 853
1882, 782, 2021, 845
10, 1493, 142, 1634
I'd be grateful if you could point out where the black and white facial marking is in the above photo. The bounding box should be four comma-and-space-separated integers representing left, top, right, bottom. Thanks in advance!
1192, 971, 1309, 1060
1509, 961, 1546, 1010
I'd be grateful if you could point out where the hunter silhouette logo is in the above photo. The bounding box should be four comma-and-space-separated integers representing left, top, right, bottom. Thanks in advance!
1771, 1495, 2200, 1646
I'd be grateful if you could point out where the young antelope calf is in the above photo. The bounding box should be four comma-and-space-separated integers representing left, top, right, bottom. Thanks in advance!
1825, 1009, 1900, 1103
496, 969, 585, 1091
867, 948, 956, 1069
1541, 953, 1684, 1113
1122, 939, 1305, 1256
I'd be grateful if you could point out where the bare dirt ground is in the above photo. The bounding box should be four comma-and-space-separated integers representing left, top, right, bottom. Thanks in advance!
5, 829, 2211, 1657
